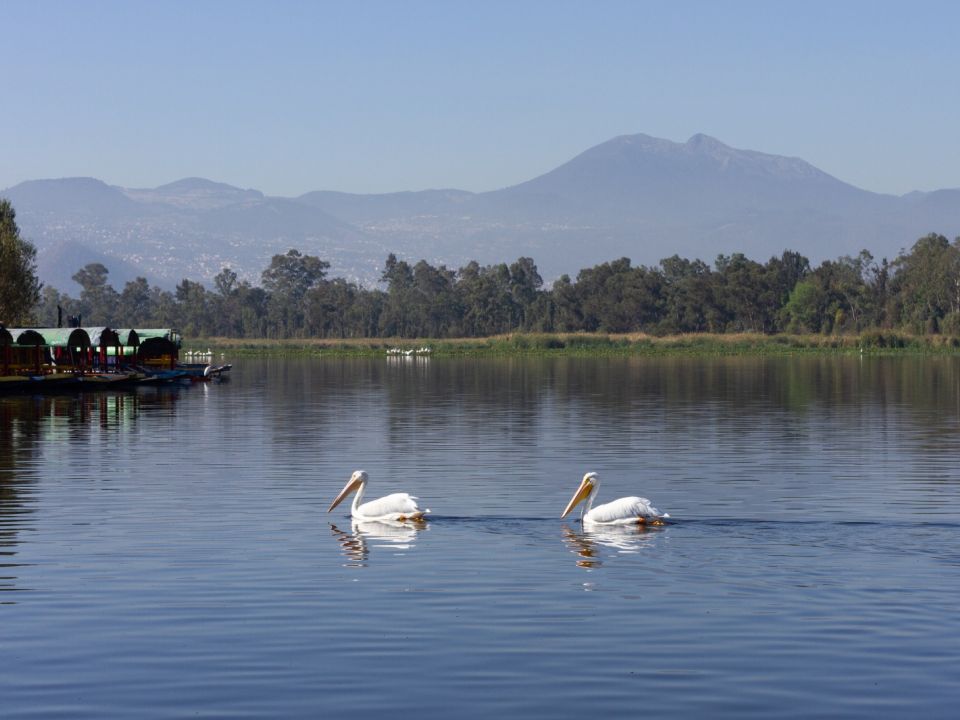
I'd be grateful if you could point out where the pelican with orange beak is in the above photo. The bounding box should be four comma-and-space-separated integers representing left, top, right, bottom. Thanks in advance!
561, 472, 668, 525
327, 470, 430, 522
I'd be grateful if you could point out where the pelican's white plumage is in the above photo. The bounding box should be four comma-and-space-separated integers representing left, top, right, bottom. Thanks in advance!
561, 472, 668, 525
352, 492, 423, 520
328, 470, 429, 521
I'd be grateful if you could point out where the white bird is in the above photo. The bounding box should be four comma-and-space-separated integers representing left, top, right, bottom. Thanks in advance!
327, 470, 430, 521
561, 472, 669, 525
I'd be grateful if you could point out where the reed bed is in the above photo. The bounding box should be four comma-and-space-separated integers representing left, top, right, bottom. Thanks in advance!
184, 331, 960, 357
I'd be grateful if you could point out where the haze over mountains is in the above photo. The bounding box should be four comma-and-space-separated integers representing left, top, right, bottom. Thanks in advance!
3, 133, 959, 293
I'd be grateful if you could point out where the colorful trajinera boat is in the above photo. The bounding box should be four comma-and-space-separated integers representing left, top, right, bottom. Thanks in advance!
0, 325, 230, 394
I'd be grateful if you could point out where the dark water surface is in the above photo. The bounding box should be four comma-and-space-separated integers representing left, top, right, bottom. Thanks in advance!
2, 356, 959, 718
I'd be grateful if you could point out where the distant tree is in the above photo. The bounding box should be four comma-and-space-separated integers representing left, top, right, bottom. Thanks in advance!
573, 259, 627, 332
457, 262, 514, 336
214, 267, 238, 297
262, 249, 330, 337
150, 286, 179, 327
118, 277, 155, 327
549, 274, 583, 332
305, 278, 362, 338
660, 255, 714, 332
763, 250, 810, 331
455, 261, 486, 336
508, 257, 543, 329
783, 279, 828, 332
777, 250, 882, 334
0, 199, 42, 324
175, 279, 211, 336
870, 257, 892, 328
34, 286, 78, 327
831, 251, 879, 330
72, 263, 119, 325
236, 283, 269, 337
348, 287, 385, 338
411, 260, 458, 337
713, 253, 774, 332
380, 253, 415, 336
888, 233, 960, 332
212, 267, 242, 336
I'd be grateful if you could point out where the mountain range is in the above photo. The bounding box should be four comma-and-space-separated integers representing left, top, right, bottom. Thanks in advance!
3, 133, 959, 293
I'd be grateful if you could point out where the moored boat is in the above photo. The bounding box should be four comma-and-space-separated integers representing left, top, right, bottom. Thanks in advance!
0, 324, 231, 394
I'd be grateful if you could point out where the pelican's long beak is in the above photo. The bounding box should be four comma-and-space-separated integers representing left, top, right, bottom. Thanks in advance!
328, 476, 362, 512
561, 477, 594, 518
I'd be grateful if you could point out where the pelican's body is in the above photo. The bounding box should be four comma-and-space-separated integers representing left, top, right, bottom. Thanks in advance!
561, 472, 668, 525
352, 492, 425, 522
328, 470, 429, 522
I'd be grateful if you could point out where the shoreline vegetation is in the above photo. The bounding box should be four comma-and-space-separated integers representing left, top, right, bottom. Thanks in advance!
20, 234, 960, 350
6, 196, 960, 353
191, 331, 960, 358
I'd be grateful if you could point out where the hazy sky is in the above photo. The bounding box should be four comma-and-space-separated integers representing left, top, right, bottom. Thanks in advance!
3, 0, 958, 196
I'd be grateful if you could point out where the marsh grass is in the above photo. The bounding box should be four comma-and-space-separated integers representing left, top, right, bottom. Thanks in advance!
185, 331, 960, 358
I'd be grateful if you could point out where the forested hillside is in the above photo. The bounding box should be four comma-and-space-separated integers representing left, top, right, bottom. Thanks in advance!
32, 233, 960, 339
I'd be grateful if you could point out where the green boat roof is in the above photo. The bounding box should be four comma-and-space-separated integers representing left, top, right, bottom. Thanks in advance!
114, 329, 141, 346
3, 326, 170, 348
135, 329, 182, 346
83, 327, 112, 347
6, 328, 92, 348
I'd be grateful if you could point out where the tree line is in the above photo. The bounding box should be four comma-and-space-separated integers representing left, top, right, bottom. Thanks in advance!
4, 199, 960, 338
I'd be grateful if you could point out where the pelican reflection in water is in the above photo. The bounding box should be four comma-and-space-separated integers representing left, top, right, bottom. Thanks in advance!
330, 519, 427, 566
562, 524, 663, 568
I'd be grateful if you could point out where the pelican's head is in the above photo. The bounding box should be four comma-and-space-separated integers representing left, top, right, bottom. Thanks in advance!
328, 470, 368, 512
561, 472, 599, 518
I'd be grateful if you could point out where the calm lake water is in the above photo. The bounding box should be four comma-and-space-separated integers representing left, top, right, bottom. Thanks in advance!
2, 355, 959, 718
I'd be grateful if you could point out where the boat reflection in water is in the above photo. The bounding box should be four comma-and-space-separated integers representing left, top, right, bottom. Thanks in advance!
329, 519, 427, 567
561, 523, 665, 569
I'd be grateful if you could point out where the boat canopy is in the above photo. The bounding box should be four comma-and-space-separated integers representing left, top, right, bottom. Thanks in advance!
115, 329, 140, 347
5, 328, 92, 349
135, 329, 182, 347
84, 327, 121, 348
54, 328, 92, 349
6, 329, 47, 345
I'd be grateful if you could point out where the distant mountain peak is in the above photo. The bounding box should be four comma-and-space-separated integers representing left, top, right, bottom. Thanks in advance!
154, 177, 254, 194
1, 176, 139, 216
499, 130, 859, 204
685, 133, 727, 151
602, 132, 729, 153
16, 176, 114, 190
123, 177, 264, 209
605, 133, 675, 151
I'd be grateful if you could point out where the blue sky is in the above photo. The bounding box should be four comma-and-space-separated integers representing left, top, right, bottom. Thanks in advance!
2, 0, 958, 196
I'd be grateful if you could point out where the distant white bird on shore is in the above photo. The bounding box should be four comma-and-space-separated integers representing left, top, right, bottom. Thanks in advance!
328, 470, 430, 522
561, 472, 669, 525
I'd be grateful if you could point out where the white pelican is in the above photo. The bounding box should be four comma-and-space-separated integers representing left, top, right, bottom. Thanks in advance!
561, 472, 669, 525
327, 470, 430, 521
